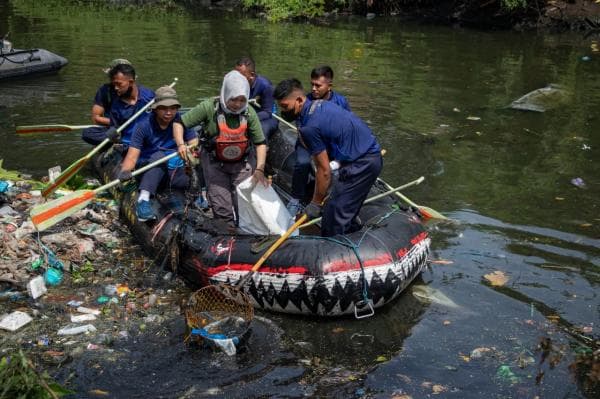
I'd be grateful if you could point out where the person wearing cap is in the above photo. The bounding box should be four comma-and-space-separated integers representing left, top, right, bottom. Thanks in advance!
179, 70, 268, 230
82, 60, 155, 149
286, 65, 352, 216
116, 86, 197, 222
274, 78, 382, 237
234, 56, 278, 141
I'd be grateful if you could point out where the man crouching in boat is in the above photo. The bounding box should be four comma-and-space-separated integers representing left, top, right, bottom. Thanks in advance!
178, 70, 268, 231
116, 86, 197, 222
274, 78, 383, 237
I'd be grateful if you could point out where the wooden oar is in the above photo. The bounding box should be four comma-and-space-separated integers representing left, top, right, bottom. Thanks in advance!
299, 176, 425, 229
376, 178, 448, 221
236, 214, 308, 288
271, 112, 297, 131
41, 78, 178, 198
16, 124, 101, 135
31, 151, 179, 232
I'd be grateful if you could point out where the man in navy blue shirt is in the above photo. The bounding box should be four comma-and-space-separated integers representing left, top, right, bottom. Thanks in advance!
234, 57, 278, 141
117, 86, 197, 222
307, 65, 351, 111
82, 60, 155, 148
287, 66, 352, 216
274, 78, 382, 237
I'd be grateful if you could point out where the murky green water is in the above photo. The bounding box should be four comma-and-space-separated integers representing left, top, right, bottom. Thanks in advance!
1, 0, 599, 397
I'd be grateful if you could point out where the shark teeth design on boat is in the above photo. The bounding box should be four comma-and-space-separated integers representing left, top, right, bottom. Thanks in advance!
209, 238, 430, 316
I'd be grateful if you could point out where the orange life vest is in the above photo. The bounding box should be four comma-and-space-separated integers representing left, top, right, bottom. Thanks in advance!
214, 110, 249, 162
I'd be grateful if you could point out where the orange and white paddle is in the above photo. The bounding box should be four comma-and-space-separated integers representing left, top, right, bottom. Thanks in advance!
31, 151, 179, 232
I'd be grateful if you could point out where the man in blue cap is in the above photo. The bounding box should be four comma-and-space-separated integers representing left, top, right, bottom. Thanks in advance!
274, 78, 382, 237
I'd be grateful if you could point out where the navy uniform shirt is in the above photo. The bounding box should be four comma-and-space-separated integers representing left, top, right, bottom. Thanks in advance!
298, 99, 380, 163
130, 112, 196, 160
250, 75, 275, 121
307, 90, 351, 112
93, 84, 155, 145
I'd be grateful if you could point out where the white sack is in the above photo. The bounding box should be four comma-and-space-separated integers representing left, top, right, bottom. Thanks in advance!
236, 177, 298, 236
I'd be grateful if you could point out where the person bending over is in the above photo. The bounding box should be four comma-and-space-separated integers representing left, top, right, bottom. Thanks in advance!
274, 78, 381, 237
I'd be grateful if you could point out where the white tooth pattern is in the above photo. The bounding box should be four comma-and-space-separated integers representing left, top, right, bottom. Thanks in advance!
209, 238, 431, 316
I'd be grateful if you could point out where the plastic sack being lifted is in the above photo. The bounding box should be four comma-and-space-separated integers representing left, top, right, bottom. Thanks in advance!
236, 176, 297, 236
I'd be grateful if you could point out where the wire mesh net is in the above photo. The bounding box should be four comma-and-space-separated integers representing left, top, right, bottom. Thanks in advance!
185, 285, 254, 344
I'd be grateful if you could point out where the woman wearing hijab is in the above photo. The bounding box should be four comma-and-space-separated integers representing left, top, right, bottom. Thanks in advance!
179, 70, 268, 229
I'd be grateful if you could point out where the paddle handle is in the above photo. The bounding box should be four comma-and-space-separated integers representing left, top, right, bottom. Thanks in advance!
237, 214, 308, 288
93, 151, 180, 194
86, 78, 179, 159
271, 112, 297, 131
377, 178, 419, 208
249, 99, 298, 132
299, 176, 425, 228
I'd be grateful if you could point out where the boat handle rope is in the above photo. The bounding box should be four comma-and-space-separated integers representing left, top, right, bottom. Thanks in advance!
302, 225, 377, 319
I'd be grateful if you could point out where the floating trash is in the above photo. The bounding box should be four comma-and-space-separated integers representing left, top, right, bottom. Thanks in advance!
571, 177, 586, 188
509, 84, 570, 112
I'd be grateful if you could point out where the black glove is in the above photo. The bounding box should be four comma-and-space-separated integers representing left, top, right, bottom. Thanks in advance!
305, 201, 322, 220
117, 170, 133, 182
106, 126, 120, 143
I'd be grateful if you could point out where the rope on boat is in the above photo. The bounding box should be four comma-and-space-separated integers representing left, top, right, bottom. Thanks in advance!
297, 205, 404, 319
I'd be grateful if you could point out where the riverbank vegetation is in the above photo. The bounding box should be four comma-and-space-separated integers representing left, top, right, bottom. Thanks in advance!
238, 0, 600, 30
18, 0, 600, 30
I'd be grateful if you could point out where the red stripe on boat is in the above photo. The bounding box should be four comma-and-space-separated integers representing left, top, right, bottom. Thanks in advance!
411, 232, 428, 245
323, 253, 393, 273
205, 263, 309, 277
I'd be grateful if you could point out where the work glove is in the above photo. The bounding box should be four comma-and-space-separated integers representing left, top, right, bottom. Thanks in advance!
117, 170, 133, 182
106, 127, 120, 143
305, 201, 322, 220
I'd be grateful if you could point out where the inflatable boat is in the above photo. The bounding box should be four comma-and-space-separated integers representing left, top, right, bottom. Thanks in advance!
92, 124, 431, 317
0, 40, 68, 80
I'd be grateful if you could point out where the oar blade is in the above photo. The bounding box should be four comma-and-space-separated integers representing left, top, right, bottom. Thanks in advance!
417, 205, 448, 221
16, 124, 97, 134
16, 125, 73, 134
31, 190, 95, 232
41, 157, 88, 198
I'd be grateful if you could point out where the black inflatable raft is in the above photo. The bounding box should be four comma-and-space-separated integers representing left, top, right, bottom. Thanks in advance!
93, 125, 431, 317
0, 47, 68, 80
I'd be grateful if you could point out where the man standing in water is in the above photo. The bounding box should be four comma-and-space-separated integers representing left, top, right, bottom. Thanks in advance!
82, 59, 155, 148
274, 78, 382, 237
287, 65, 351, 216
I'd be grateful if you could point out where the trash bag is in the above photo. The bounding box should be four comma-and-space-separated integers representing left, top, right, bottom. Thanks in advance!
236, 177, 297, 236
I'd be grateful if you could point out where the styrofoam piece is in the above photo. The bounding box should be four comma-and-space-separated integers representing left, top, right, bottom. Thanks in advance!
76, 306, 100, 315
27, 275, 47, 299
0, 311, 33, 331
70, 314, 97, 323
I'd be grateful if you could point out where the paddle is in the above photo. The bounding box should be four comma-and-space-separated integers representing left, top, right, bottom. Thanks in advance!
237, 214, 308, 288
299, 176, 425, 229
40, 78, 178, 198
376, 178, 448, 221
16, 124, 101, 135
30, 151, 180, 232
